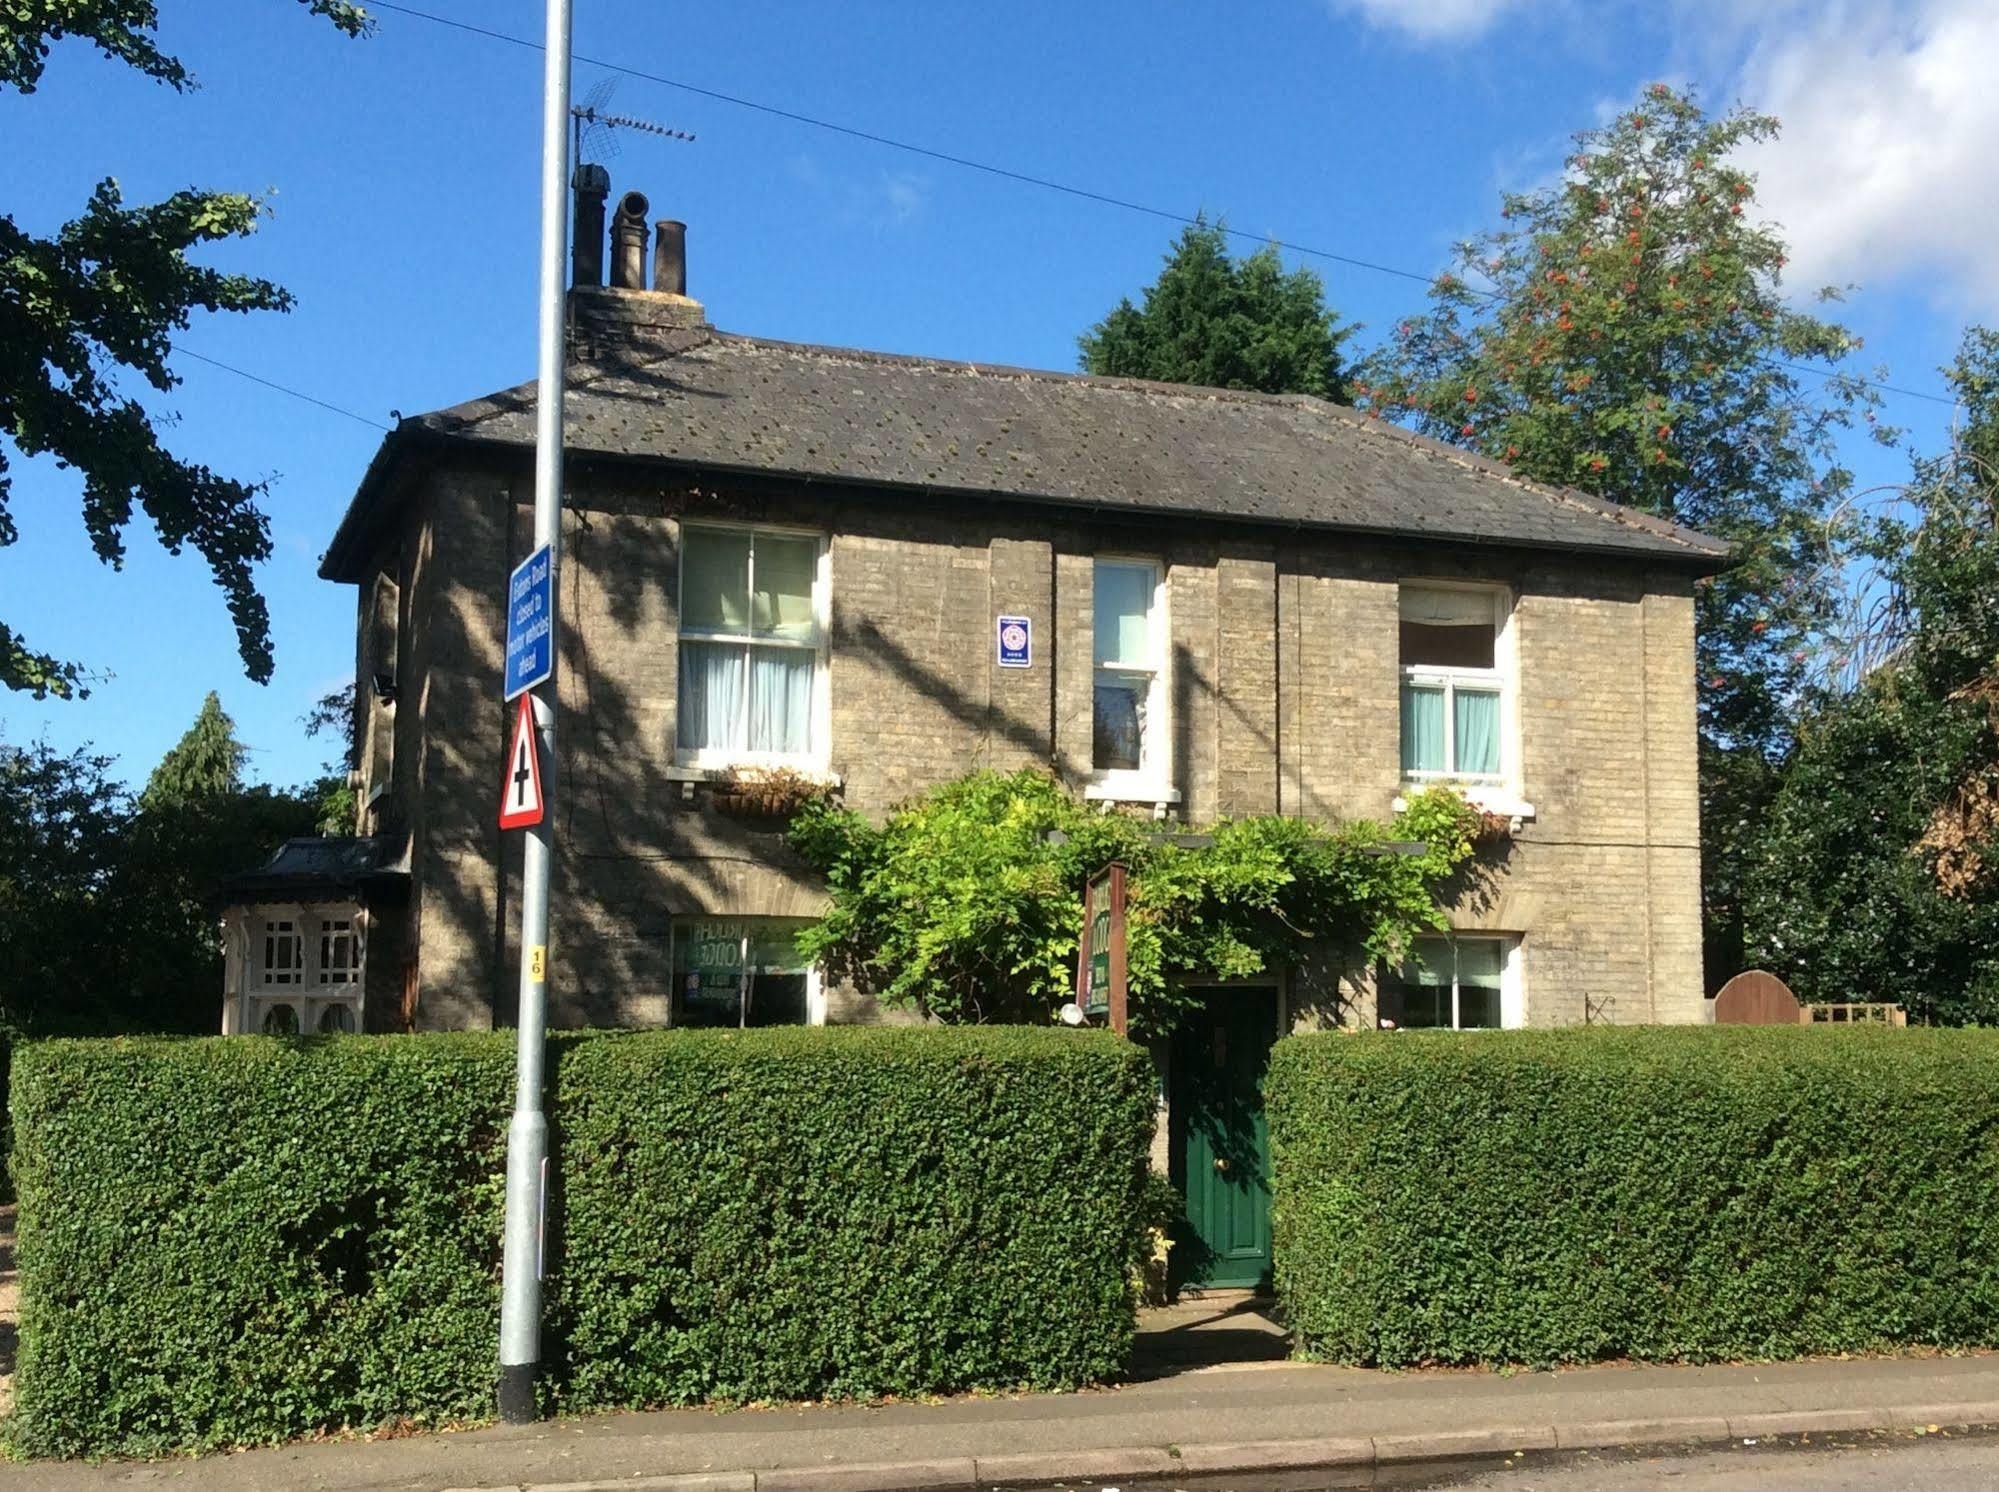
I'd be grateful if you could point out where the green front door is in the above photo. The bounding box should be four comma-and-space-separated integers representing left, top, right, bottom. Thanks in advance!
1172, 986, 1277, 1290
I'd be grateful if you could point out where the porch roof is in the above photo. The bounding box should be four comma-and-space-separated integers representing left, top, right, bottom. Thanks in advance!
223, 836, 408, 902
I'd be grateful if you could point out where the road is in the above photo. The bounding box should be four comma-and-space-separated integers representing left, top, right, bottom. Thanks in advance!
1426, 1429, 1999, 1490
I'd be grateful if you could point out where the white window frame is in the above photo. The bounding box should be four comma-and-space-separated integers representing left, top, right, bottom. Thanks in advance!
1391, 933, 1525, 1031
668, 916, 827, 1028
1090, 557, 1172, 800
239, 903, 366, 1036
1398, 581, 1516, 791
675, 522, 832, 771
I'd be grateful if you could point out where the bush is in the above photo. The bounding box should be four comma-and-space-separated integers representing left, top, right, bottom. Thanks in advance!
9, 1033, 514, 1457
1267, 1026, 1999, 1368
10, 1026, 1153, 1456
552, 1027, 1153, 1407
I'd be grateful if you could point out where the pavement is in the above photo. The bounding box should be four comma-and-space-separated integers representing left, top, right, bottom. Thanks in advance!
1438, 1427, 1999, 1490
3, 1293, 1998, 1492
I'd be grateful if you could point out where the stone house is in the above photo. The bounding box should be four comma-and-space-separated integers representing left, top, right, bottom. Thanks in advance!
220, 188, 1724, 1284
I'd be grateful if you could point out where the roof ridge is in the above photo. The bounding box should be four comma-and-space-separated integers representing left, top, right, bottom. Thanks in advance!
704, 328, 1320, 405
702, 329, 1719, 554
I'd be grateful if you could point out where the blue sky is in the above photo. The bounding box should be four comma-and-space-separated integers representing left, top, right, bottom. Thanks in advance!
2, 0, 1985, 788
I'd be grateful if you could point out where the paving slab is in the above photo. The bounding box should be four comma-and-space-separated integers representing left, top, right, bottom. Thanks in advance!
6, 1353, 1999, 1491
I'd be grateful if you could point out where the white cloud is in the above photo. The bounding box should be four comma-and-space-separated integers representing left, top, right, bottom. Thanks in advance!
786, 155, 930, 230
1326, 0, 1524, 42
1725, 0, 1999, 315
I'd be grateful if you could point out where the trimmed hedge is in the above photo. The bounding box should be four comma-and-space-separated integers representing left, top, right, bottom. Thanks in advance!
10, 1026, 1153, 1457
1267, 1026, 1999, 1368
552, 1027, 1152, 1407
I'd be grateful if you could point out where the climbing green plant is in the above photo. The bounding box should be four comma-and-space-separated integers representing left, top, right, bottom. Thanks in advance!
788, 770, 1482, 1034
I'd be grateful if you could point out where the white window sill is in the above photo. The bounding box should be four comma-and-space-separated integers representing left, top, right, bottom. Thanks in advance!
666, 762, 841, 787
1085, 779, 1181, 807
1394, 786, 1537, 824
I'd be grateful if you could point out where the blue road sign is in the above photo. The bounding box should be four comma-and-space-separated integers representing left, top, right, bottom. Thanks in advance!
505, 545, 554, 700
997, 615, 1032, 669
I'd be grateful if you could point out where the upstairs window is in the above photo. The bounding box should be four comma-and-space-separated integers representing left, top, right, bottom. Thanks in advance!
1399, 585, 1507, 783
1093, 559, 1165, 784
678, 525, 826, 764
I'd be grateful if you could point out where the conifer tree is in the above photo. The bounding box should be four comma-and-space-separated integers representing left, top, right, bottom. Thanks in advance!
1080, 218, 1351, 400
139, 691, 244, 810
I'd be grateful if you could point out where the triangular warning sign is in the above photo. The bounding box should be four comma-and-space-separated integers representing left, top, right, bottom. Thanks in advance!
499, 693, 545, 830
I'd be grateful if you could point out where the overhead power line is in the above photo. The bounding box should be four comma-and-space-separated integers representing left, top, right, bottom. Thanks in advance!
177, 348, 391, 431
367, 0, 1442, 291
369, 0, 1957, 412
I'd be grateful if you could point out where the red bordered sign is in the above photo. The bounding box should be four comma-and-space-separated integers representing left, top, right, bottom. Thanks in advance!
499, 693, 545, 830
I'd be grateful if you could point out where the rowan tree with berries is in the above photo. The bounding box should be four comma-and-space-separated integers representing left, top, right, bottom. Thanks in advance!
1357, 84, 1891, 984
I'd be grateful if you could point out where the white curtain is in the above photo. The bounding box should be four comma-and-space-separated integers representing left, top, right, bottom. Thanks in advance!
749, 648, 813, 753
1454, 688, 1501, 775
678, 641, 745, 751
1401, 684, 1445, 773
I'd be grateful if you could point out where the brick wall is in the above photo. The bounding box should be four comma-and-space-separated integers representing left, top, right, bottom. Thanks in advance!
374, 462, 1707, 1030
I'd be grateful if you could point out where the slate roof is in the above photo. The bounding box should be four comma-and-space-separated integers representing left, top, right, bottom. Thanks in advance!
223, 836, 407, 901
322, 321, 1728, 580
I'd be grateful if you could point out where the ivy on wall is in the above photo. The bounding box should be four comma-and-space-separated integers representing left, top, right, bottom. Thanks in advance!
787, 769, 1483, 1034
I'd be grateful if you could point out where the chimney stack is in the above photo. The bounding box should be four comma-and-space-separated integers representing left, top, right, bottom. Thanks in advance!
653, 220, 687, 297
569, 183, 707, 338
570, 164, 610, 287
609, 190, 651, 290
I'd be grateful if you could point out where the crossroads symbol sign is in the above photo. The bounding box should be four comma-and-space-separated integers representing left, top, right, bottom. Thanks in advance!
500, 693, 545, 830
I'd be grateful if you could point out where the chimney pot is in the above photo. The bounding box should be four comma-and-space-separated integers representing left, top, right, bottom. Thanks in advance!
570, 163, 610, 288
609, 190, 651, 290
653, 220, 687, 297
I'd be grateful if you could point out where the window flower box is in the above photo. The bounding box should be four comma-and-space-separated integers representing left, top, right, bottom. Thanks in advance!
712, 765, 838, 819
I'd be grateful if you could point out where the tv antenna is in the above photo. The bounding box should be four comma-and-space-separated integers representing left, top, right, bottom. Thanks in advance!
571, 77, 695, 165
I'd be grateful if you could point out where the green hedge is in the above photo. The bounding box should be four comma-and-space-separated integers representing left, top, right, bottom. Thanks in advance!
10, 1026, 1153, 1457
1267, 1026, 1999, 1368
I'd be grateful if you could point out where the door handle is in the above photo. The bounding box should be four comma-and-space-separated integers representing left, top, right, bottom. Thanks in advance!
1214, 1157, 1229, 1174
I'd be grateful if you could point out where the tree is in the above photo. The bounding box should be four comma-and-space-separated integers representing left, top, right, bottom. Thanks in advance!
301, 682, 360, 834
1355, 84, 1888, 985
118, 691, 321, 1029
1079, 218, 1352, 400
0, 692, 326, 1040
138, 689, 243, 809
0, 740, 132, 1037
1, 1, 370, 699
1742, 330, 1999, 1022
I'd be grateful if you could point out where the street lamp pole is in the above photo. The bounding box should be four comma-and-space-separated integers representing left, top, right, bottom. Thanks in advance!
497, 0, 571, 1426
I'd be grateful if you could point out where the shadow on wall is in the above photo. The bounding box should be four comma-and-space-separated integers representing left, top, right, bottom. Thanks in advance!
413, 474, 1514, 1033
